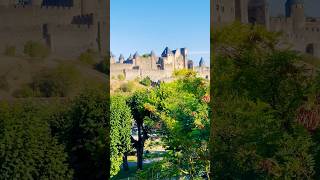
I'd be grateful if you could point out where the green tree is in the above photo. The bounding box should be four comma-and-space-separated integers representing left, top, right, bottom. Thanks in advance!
0, 101, 73, 179
127, 90, 156, 170
210, 22, 317, 179
110, 95, 133, 177
135, 74, 210, 178
58, 88, 110, 179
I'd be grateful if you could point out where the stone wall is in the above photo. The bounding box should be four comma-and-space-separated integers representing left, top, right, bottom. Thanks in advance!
0, 0, 106, 58
0, 25, 43, 54
49, 24, 97, 58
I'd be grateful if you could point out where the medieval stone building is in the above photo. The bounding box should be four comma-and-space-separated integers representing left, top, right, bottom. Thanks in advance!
0, 0, 107, 58
213, 0, 320, 57
110, 47, 210, 81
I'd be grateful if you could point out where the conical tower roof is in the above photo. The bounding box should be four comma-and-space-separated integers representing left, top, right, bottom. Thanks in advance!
119, 54, 124, 60
133, 52, 140, 59
199, 57, 205, 67
161, 47, 173, 57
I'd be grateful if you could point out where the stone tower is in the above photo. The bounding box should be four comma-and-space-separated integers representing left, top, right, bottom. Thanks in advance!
119, 54, 124, 64
235, 0, 249, 23
150, 50, 157, 70
248, 0, 270, 29
180, 48, 188, 69
286, 0, 305, 32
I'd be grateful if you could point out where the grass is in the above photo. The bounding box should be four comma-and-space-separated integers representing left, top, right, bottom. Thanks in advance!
111, 162, 154, 180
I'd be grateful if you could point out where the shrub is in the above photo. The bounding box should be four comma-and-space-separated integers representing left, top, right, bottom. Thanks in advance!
24, 41, 50, 59
12, 85, 34, 98
13, 64, 81, 98
95, 57, 108, 74
173, 69, 196, 77
119, 82, 135, 92
4, 45, 16, 56
117, 74, 125, 81
31, 64, 81, 97
140, 76, 152, 86
0, 102, 73, 179
79, 49, 98, 65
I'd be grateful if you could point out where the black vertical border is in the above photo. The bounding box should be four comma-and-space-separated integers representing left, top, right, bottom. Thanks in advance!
209, 0, 214, 179
106, 0, 111, 178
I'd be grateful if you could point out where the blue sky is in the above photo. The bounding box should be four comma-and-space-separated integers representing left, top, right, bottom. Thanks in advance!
111, 0, 210, 65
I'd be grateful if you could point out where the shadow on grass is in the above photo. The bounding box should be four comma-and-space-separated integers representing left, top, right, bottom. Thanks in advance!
111, 163, 154, 180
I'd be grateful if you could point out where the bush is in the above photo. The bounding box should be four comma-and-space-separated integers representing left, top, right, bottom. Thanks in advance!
57, 89, 110, 179
4, 45, 16, 56
0, 102, 73, 179
95, 57, 108, 74
12, 85, 34, 98
173, 69, 196, 77
14, 64, 81, 98
117, 74, 125, 81
140, 76, 152, 86
119, 82, 135, 92
31, 64, 81, 97
24, 41, 50, 59
79, 49, 98, 65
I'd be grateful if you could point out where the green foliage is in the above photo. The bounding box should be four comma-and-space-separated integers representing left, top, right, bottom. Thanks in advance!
4, 45, 16, 56
211, 96, 315, 179
79, 49, 99, 65
12, 85, 34, 98
14, 64, 81, 97
135, 160, 181, 179
96, 57, 108, 74
0, 102, 73, 179
119, 81, 135, 92
117, 74, 125, 81
142, 54, 150, 58
43, 88, 111, 179
211, 22, 318, 179
129, 74, 210, 177
140, 76, 152, 86
24, 41, 50, 59
173, 69, 196, 77
55, 88, 110, 179
110, 95, 133, 177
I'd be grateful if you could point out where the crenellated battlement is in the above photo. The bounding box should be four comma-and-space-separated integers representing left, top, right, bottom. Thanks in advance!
214, 0, 320, 58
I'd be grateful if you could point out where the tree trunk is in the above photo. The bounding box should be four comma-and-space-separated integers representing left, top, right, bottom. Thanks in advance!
122, 152, 129, 171
137, 123, 144, 170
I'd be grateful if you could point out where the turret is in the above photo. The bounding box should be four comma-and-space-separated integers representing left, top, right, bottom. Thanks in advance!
150, 50, 157, 69
119, 54, 125, 64
133, 52, 139, 65
286, 0, 305, 31
151, 50, 157, 58
127, 54, 133, 61
248, 0, 270, 29
161, 47, 173, 57
199, 57, 205, 67
181, 48, 188, 68
110, 52, 116, 64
